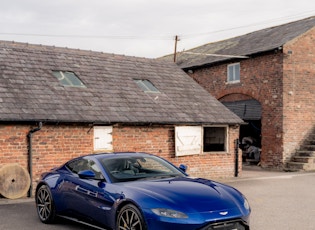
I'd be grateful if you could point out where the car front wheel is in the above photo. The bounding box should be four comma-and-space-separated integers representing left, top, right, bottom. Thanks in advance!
35, 184, 56, 224
116, 204, 146, 230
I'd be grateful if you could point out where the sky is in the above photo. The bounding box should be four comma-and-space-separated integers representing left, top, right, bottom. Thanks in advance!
0, 0, 314, 58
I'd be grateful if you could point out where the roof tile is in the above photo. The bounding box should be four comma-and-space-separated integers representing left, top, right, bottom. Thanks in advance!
0, 40, 242, 124
161, 16, 315, 69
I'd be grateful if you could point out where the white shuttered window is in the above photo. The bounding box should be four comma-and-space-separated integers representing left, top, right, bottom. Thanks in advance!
175, 126, 202, 156
94, 126, 113, 151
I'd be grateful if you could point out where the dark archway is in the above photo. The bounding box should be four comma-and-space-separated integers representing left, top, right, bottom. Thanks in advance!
222, 99, 262, 162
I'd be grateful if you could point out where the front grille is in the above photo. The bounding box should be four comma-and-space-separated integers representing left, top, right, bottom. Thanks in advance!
199, 219, 249, 230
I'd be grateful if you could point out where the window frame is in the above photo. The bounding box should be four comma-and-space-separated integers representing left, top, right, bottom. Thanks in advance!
175, 125, 229, 156
134, 79, 160, 93
227, 63, 240, 83
203, 126, 228, 153
52, 70, 86, 87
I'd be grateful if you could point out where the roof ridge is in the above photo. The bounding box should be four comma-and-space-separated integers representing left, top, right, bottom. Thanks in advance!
0, 40, 152, 61
185, 15, 315, 51
164, 15, 315, 69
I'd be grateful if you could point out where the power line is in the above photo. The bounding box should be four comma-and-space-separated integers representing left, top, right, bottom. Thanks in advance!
0, 32, 173, 41
0, 11, 314, 42
181, 11, 315, 39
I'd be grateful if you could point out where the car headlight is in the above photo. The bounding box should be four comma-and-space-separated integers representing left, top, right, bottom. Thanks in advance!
151, 208, 188, 219
244, 198, 250, 210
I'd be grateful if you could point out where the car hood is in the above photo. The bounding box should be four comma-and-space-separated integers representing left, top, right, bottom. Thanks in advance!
120, 177, 243, 214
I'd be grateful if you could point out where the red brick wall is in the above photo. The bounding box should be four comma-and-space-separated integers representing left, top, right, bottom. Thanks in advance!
282, 28, 315, 161
0, 124, 29, 169
189, 52, 285, 169
0, 123, 240, 197
31, 124, 93, 182
113, 125, 175, 159
113, 125, 241, 178
188, 29, 315, 169
0, 123, 93, 194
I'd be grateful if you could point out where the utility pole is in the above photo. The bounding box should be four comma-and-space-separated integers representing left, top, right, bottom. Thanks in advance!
173, 35, 179, 62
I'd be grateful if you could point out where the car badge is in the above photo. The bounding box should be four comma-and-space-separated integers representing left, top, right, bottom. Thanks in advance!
219, 211, 228, 216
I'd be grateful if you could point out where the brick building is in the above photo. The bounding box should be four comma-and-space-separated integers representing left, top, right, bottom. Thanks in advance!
165, 16, 315, 170
0, 41, 243, 197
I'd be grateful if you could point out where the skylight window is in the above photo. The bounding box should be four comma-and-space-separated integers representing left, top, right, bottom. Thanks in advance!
52, 71, 86, 87
134, 79, 159, 93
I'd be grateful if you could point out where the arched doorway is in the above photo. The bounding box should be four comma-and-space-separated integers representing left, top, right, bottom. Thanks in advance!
222, 99, 262, 162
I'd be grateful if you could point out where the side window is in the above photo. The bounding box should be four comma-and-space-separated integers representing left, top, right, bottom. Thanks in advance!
67, 159, 104, 180
87, 160, 104, 180
227, 63, 240, 83
203, 126, 227, 152
67, 159, 89, 174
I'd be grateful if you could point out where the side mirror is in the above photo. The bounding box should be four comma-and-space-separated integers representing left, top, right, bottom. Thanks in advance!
78, 170, 96, 179
179, 164, 187, 173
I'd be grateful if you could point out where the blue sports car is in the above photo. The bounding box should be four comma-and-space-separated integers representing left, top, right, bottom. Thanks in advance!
35, 152, 250, 230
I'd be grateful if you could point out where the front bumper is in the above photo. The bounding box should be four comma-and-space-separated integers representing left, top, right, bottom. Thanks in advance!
146, 218, 250, 230
199, 219, 249, 230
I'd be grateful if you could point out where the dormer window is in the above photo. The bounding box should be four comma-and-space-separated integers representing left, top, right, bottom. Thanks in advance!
134, 79, 159, 93
52, 71, 86, 87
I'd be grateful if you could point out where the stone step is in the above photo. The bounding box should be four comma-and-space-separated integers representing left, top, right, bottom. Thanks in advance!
286, 162, 314, 171
286, 130, 315, 172
295, 150, 315, 157
300, 145, 315, 151
293, 156, 315, 164
305, 135, 315, 142
305, 140, 315, 145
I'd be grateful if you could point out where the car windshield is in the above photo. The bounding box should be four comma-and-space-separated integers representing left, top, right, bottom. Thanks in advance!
100, 155, 185, 183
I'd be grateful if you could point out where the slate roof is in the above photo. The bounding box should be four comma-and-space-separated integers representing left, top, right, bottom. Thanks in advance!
160, 16, 315, 69
0, 40, 242, 125
222, 100, 262, 120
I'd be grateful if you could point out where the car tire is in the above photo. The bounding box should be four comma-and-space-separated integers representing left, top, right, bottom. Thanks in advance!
35, 184, 56, 224
116, 204, 146, 230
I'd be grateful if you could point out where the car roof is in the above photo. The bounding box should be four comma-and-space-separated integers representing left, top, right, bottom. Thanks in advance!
86, 152, 153, 160
63, 152, 153, 167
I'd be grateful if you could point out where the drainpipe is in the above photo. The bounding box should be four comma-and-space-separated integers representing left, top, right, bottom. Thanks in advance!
27, 122, 42, 197
234, 139, 239, 177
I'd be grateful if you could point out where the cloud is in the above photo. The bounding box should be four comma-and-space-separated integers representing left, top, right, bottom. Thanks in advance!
0, 0, 314, 58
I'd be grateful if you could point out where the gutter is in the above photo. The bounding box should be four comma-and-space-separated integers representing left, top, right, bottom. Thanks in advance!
27, 122, 42, 197
181, 47, 282, 71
